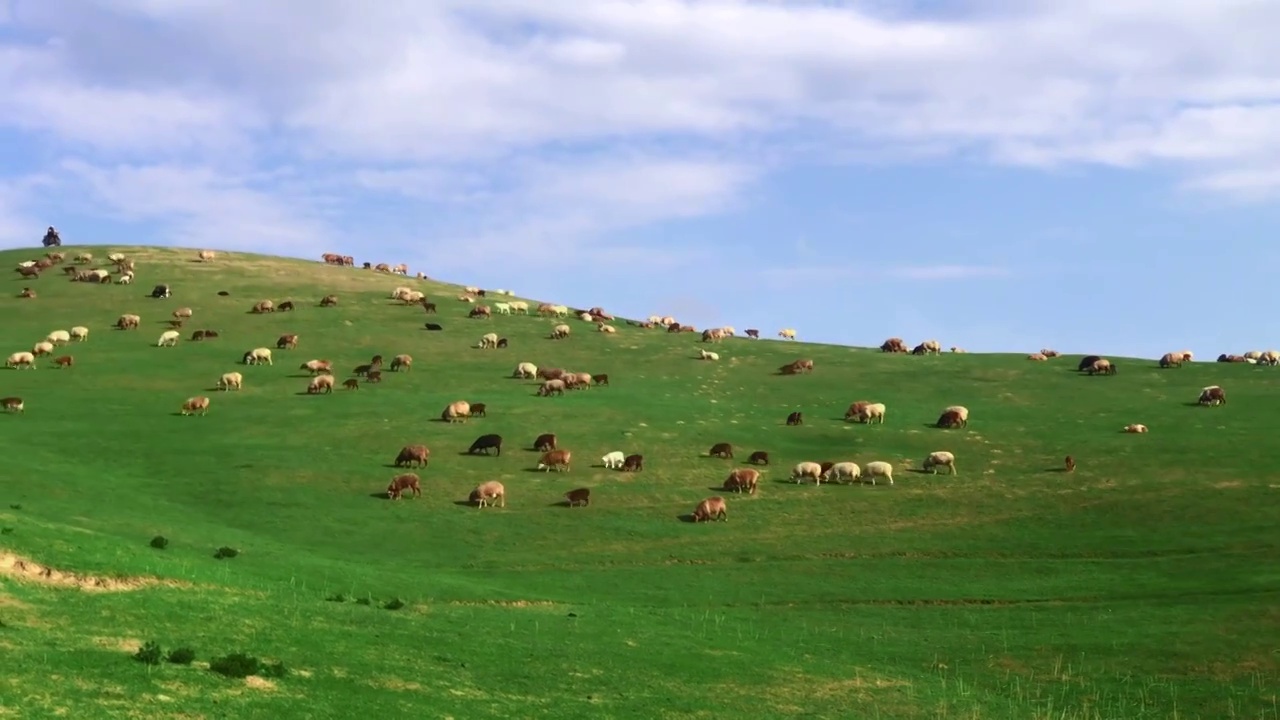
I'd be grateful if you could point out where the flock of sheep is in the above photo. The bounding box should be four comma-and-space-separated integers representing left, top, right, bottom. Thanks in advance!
6, 247, 1240, 520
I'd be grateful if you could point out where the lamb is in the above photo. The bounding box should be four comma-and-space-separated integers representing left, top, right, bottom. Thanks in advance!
538, 449, 572, 472
1123, 423, 1149, 433
275, 334, 299, 350
320, 294, 339, 307
938, 405, 969, 428
198, 250, 215, 262
1, 397, 23, 413
5, 351, 35, 369
820, 462, 861, 484
923, 451, 956, 475
513, 362, 538, 379
790, 461, 824, 484
494, 302, 511, 315
394, 445, 430, 468
748, 451, 770, 465
251, 300, 275, 313
442, 400, 472, 423
343, 379, 359, 390
601, 451, 625, 469
863, 461, 894, 485
180, 396, 210, 416
156, 330, 180, 347
52, 355, 73, 368
533, 433, 557, 452
778, 328, 797, 340
698, 349, 720, 361
300, 359, 332, 375
218, 372, 243, 391
69, 326, 89, 342
469, 481, 506, 508
307, 374, 336, 394
46, 330, 71, 344
708, 443, 734, 459
243, 347, 273, 365
390, 354, 412, 372
387, 473, 422, 500
692, 496, 728, 522
1198, 385, 1226, 406
621, 454, 644, 472
478, 332, 499, 349
550, 324, 571, 339
564, 488, 591, 507
723, 468, 760, 494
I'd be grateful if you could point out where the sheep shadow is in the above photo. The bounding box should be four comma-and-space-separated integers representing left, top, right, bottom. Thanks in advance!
1045, 467, 1071, 473
907, 468, 934, 475
549, 500, 587, 508
677, 513, 698, 523
452, 500, 476, 508
1181, 402, 1205, 407
368, 492, 391, 500
706, 485, 731, 492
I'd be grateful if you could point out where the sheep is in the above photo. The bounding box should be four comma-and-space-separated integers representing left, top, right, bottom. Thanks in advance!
1123, 423, 1149, 433
698, 349, 720, 361
300, 359, 332, 375
46, 330, 71, 344
821, 462, 862, 484
708, 443, 734, 459
116, 314, 141, 330
601, 451, 625, 469
513, 362, 538, 379
936, 405, 969, 429
785, 411, 804, 426
1065, 455, 1076, 472
564, 488, 591, 507
597, 323, 617, 334
172, 307, 193, 320
478, 332, 499, 349
1077, 355, 1102, 371
469, 305, 492, 319
881, 337, 908, 353
509, 301, 529, 314
180, 396, 210, 416
390, 354, 412, 372
198, 250, 215, 262
18, 288, 36, 298
251, 300, 275, 313
52, 355, 73, 368
74, 253, 93, 264
6, 351, 35, 369
69, 326, 89, 342
469, 481, 506, 508
319, 294, 339, 307
307, 374, 336, 394
537, 379, 567, 397
534, 433, 557, 452
748, 451, 769, 465
31, 341, 54, 357
578, 311, 594, 322
106, 252, 126, 263
692, 497, 728, 522
863, 461, 894, 485
920, 339, 942, 354
1260, 350, 1280, 366
276, 334, 299, 350
1041, 349, 1061, 358
856, 402, 886, 424
387, 473, 422, 500
950, 347, 967, 353
791, 461, 824, 484
343, 379, 359, 390
243, 347, 273, 365
1, 397, 24, 413
1159, 352, 1184, 369
156, 331, 180, 347
780, 359, 814, 374
494, 302, 511, 315
778, 328, 797, 340
621, 454, 643, 471
550, 324, 571, 340
1086, 358, 1115, 375
723, 468, 760, 494
1028, 353, 1048, 361
394, 445, 430, 468
923, 451, 957, 475
470, 403, 488, 417
442, 400, 472, 423
218, 372, 243, 391
538, 450, 572, 472
702, 328, 725, 343
1198, 385, 1226, 406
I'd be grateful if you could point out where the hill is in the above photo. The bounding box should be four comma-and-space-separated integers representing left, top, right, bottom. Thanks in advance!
1, 245, 1278, 719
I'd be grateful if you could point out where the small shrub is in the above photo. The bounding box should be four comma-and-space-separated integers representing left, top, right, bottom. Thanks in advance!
355, 596, 372, 606
8, 504, 20, 510
384, 598, 405, 611
325, 593, 347, 603
0, 527, 12, 536
213, 546, 239, 560
167, 647, 196, 665
261, 660, 289, 679
209, 652, 260, 678
149, 535, 169, 550
134, 641, 164, 665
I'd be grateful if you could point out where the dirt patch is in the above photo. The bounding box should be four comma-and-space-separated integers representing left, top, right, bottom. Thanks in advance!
1212, 480, 1245, 489
444, 599, 563, 609
372, 677, 424, 692
244, 676, 277, 691
0, 552, 189, 592
92, 636, 142, 653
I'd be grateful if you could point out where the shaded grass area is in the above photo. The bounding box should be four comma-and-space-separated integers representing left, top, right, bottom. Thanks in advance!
1, 245, 1278, 718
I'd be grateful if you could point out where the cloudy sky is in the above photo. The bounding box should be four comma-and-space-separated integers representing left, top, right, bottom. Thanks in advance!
3, 0, 1279, 357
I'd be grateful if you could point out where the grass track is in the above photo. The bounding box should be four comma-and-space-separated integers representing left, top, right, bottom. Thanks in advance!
0, 245, 1278, 718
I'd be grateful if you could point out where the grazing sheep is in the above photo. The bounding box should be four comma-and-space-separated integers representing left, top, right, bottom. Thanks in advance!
251, 300, 274, 313
69, 326, 89, 342
702, 328, 725, 343
1065, 455, 1075, 472
537, 379, 567, 397
919, 339, 942, 354
791, 461, 824, 484
307, 374, 336, 394
1041, 349, 1061, 358
172, 307, 193, 320
923, 451, 957, 475
343, 379, 359, 390
550, 324, 571, 340
276, 334, 299, 350
937, 405, 969, 429
390, 354, 412, 372
218, 372, 243, 391
316, 294, 339, 308
513, 362, 538, 379
745, 329, 760, 339
394, 445, 430, 468
1, 397, 24, 413
621, 454, 643, 472
538, 449, 572, 472
469, 481, 506, 508
1123, 423, 1149, 433
601, 451, 625, 469
198, 250, 216, 262
1027, 353, 1048, 361
509, 301, 529, 314
692, 496, 728, 522
153, 330, 179, 348
387, 473, 421, 500
300, 359, 332, 375
243, 347, 273, 365
592, 373, 610, 386
6, 351, 36, 369
1260, 350, 1280, 366
723, 468, 760, 494
856, 402, 886, 424
18, 288, 36, 298
564, 488, 591, 507
180, 396, 210, 416
698, 349, 720, 361
1198, 385, 1226, 406
1087, 359, 1116, 376
534, 433, 557, 452
597, 323, 617, 334
950, 347, 967, 353
821, 462, 861, 484
778, 328, 797, 340
31, 341, 55, 356
880, 337, 908, 353
116, 314, 141, 330
785, 411, 803, 426
469, 403, 487, 417
442, 400, 472, 423
478, 332, 499, 349
469, 305, 492, 319
52, 355, 74, 368
493, 302, 511, 315
863, 461, 894, 485
748, 450, 769, 465
779, 359, 814, 375
708, 443, 734, 459
1159, 352, 1184, 368
150, 284, 171, 299
844, 401, 871, 421
1076, 355, 1102, 371
46, 330, 71, 344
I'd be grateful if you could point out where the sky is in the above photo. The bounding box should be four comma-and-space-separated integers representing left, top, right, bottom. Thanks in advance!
2, 0, 1280, 358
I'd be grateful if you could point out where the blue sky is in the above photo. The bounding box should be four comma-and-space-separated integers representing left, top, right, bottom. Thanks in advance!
3, 0, 1280, 358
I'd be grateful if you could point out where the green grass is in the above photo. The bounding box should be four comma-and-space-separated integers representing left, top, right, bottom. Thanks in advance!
1, 245, 1278, 719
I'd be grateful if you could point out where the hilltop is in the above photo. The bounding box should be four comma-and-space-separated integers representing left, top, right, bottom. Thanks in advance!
1, 245, 1278, 719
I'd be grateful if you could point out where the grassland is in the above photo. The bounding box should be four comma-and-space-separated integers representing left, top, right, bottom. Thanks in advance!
1, 245, 1278, 719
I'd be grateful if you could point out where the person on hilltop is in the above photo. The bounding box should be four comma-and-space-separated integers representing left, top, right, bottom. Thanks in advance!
41, 226, 61, 247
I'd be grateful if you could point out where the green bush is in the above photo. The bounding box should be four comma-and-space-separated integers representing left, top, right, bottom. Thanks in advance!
149, 535, 169, 550
133, 641, 163, 665
213, 546, 239, 560
209, 652, 260, 678
166, 647, 196, 665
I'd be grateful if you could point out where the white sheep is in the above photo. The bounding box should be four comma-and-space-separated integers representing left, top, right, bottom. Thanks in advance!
218, 372, 243, 391
1123, 423, 1149, 433
698, 349, 720, 361
478, 333, 499, 349
69, 326, 89, 342
464, 285, 481, 295
32, 341, 54, 356
601, 451, 625, 469
509, 301, 529, 314
391, 286, 413, 300
46, 330, 71, 344
550, 324, 571, 339
923, 451, 956, 475
16, 260, 36, 269
598, 323, 617, 333
245, 347, 273, 365
513, 362, 538, 379
494, 302, 511, 315
821, 462, 861, 484
5, 351, 36, 369
117, 271, 134, 285
790, 461, 823, 484
858, 402, 886, 424
107, 252, 126, 262
863, 461, 894, 485
157, 330, 180, 347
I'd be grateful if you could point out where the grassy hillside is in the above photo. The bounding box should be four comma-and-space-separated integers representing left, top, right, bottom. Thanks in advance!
1, 245, 1278, 719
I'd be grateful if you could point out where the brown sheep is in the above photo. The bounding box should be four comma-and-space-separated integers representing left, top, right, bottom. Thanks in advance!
390, 354, 412, 372
936, 410, 965, 429
779, 359, 814, 375
18, 288, 36, 299
538, 379, 567, 396
343, 378, 359, 390
469, 305, 492, 319
172, 307, 193, 320
469, 480, 506, 508
365, 370, 383, 383
621, 454, 644, 472
880, 337, 908, 353
745, 328, 760, 339
708, 443, 733, 459
394, 445, 430, 468
592, 373, 610, 386
723, 468, 759, 495
278, 300, 295, 312
442, 400, 471, 423
534, 433, 557, 452
692, 496, 728, 522
307, 374, 336, 394
1041, 349, 1061, 358
1198, 385, 1226, 406
277, 334, 299, 350
52, 355, 74, 368
785, 411, 803, 426
538, 449, 572, 472
116, 314, 141, 330
1, 397, 24, 413
1065, 455, 1075, 473
564, 488, 591, 507
387, 473, 422, 500
537, 367, 567, 381
180, 396, 210, 416
300, 359, 332, 375
320, 294, 339, 307
422, 302, 437, 314
748, 451, 769, 465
